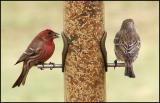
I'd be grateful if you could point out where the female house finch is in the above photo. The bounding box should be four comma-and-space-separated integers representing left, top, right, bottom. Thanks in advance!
12, 29, 59, 88
114, 19, 140, 78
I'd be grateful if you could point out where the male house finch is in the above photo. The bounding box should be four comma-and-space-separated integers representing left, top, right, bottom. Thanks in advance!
114, 19, 140, 78
12, 29, 59, 88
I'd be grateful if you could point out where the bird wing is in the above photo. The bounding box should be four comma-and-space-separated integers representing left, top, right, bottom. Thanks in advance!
122, 32, 140, 61
15, 47, 39, 65
114, 32, 120, 44
125, 32, 140, 60
114, 32, 125, 60
114, 31, 140, 61
15, 38, 43, 65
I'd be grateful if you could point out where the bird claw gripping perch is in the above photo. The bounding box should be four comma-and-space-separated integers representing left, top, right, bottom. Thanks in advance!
39, 63, 45, 70
62, 32, 74, 72
100, 31, 107, 72
37, 63, 62, 69
40, 67, 44, 70
49, 62, 55, 70
114, 60, 117, 70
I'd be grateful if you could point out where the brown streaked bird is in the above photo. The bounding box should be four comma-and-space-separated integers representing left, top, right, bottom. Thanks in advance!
114, 19, 141, 78
12, 29, 59, 88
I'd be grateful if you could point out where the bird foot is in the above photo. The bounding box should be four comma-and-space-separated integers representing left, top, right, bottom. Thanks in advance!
40, 68, 43, 70
49, 62, 55, 70
114, 60, 117, 70
38, 63, 45, 70
41, 63, 45, 70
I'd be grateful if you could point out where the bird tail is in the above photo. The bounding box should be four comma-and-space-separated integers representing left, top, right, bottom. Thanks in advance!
125, 62, 135, 78
12, 63, 29, 88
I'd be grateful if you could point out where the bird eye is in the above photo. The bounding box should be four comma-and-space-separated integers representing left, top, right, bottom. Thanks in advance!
48, 31, 53, 36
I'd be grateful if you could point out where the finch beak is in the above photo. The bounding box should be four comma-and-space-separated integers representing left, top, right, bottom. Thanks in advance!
54, 33, 60, 38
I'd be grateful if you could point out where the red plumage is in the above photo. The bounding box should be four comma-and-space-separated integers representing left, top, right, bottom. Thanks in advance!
12, 29, 59, 88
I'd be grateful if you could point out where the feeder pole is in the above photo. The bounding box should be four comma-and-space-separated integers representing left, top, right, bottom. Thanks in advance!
64, 1, 106, 102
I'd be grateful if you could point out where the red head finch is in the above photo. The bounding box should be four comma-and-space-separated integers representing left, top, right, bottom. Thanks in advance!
114, 19, 141, 78
12, 29, 59, 88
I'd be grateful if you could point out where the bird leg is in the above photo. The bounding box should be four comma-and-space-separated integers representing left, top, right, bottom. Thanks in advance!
114, 60, 117, 70
49, 62, 55, 70
39, 62, 45, 70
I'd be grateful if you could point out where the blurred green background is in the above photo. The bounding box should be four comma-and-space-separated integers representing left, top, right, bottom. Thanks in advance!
1, 1, 159, 102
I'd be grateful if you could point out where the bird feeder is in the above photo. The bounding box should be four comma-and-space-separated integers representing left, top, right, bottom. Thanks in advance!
37, 1, 125, 102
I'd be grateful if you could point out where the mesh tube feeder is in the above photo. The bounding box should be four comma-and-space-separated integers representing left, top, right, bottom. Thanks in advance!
37, 1, 125, 102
